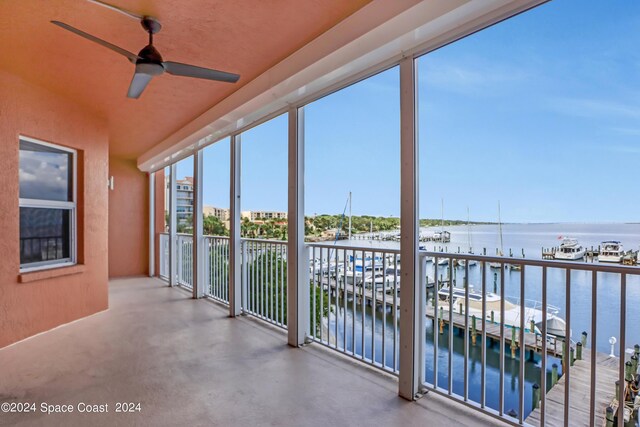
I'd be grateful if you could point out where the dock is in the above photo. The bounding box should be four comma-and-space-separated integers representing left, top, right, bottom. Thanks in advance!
320, 275, 627, 424
525, 348, 619, 426
424, 305, 563, 357
320, 276, 563, 357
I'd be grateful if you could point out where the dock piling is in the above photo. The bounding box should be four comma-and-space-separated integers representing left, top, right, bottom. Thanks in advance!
576, 342, 582, 360
551, 363, 558, 386
581, 331, 587, 348
532, 383, 540, 409
605, 406, 614, 427
570, 346, 575, 366
471, 315, 477, 346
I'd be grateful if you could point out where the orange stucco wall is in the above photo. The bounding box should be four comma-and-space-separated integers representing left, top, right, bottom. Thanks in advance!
0, 70, 109, 349
108, 157, 149, 278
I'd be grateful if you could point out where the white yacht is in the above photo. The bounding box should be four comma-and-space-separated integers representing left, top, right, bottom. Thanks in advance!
554, 238, 586, 261
598, 241, 624, 263
437, 286, 568, 337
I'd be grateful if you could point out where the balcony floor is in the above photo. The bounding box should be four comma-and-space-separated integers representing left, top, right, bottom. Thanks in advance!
0, 277, 506, 426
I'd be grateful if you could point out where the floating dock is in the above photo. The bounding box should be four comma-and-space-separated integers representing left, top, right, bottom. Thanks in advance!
525, 348, 619, 426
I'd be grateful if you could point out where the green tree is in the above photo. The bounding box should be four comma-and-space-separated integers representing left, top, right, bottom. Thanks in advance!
203, 214, 228, 236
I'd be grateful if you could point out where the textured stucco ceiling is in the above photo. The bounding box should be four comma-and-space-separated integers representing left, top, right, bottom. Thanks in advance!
0, 0, 371, 158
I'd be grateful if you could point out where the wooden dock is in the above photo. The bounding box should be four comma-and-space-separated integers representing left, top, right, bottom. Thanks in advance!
322, 276, 625, 424
525, 349, 619, 426
424, 306, 563, 357
321, 277, 563, 357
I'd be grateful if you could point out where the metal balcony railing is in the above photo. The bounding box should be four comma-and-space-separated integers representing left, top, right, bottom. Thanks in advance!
421, 251, 640, 427
176, 233, 193, 289
157, 234, 640, 426
308, 243, 401, 375
240, 238, 288, 328
205, 236, 230, 303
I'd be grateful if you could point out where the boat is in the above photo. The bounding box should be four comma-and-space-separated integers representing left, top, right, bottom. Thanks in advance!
437, 286, 568, 337
598, 241, 624, 263
554, 237, 586, 261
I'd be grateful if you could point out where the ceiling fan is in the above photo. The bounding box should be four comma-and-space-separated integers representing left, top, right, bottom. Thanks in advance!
51, 0, 240, 99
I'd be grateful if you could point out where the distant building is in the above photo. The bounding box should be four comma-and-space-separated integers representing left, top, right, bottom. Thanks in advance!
165, 177, 194, 228
241, 210, 287, 221
203, 205, 230, 221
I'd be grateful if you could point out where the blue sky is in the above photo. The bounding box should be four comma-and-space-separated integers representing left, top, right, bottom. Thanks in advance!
179, 1, 640, 223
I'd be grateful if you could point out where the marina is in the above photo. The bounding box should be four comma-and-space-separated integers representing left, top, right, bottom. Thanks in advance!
308, 222, 640, 424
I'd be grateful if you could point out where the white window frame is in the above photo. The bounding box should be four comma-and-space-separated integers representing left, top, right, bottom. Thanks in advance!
19, 135, 77, 272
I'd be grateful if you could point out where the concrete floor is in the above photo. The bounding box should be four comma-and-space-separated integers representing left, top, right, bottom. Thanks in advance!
0, 277, 506, 427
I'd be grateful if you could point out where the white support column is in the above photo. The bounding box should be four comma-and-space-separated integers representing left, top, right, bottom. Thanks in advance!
193, 151, 205, 298
149, 171, 155, 277
229, 135, 242, 316
169, 163, 177, 287
398, 56, 421, 400
287, 107, 309, 347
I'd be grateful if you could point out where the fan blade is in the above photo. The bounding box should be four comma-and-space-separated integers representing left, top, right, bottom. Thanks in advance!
127, 72, 153, 99
51, 21, 138, 63
163, 61, 240, 83
87, 0, 144, 21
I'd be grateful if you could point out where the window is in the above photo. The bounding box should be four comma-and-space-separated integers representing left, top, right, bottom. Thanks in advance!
19, 137, 76, 271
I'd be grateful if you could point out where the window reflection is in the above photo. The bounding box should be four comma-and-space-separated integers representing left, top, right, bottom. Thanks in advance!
19, 140, 72, 202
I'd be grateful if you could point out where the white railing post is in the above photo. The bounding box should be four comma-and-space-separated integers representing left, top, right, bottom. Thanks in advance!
149, 171, 155, 277
169, 163, 177, 287
287, 107, 309, 346
193, 151, 204, 298
241, 240, 248, 311
229, 134, 242, 316
398, 56, 421, 400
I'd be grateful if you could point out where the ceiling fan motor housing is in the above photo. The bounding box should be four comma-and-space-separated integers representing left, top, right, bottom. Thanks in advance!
136, 45, 164, 75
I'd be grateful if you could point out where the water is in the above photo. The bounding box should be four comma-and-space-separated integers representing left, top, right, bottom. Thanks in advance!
319, 222, 640, 420
334, 222, 640, 354
323, 295, 557, 419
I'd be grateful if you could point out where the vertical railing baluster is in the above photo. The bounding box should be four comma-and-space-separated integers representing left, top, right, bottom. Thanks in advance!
261, 241, 265, 319
564, 269, 571, 427
499, 262, 505, 416
589, 271, 597, 427
617, 273, 626, 427
448, 256, 453, 395
434, 256, 439, 389
519, 265, 525, 424
281, 243, 285, 326
361, 249, 365, 360
393, 253, 398, 373
541, 266, 548, 427
481, 261, 486, 408
464, 259, 469, 401
320, 248, 325, 344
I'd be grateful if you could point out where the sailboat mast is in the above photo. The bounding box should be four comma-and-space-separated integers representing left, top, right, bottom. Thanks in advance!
441, 198, 444, 231
498, 202, 504, 256
348, 191, 352, 240
467, 206, 471, 252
